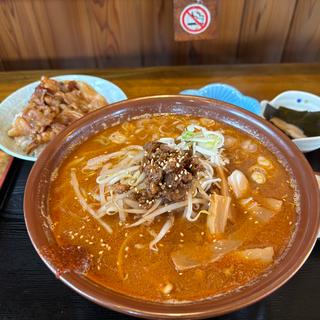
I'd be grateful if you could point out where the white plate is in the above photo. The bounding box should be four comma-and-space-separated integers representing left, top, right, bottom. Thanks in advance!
0, 75, 127, 161
261, 90, 320, 153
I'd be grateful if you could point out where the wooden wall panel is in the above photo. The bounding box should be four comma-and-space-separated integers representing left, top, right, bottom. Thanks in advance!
139, 0, 174, 66
42, 0, 96, 68
0, 0, 51, 69
282, 0, 320, 62
0, 0, 318, 70
237, 0, 297, 63
85, 0, 143, 67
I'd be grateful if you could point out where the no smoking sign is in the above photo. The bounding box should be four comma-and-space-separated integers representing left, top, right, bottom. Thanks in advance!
174, 0, 217, 41
180, 4, 211, 35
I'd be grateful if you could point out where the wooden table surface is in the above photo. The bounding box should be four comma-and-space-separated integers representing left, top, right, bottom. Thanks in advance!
0, 64, 319, 320
1, 63, 320, 101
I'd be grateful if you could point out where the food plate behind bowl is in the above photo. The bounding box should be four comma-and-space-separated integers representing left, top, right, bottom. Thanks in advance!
261, 91, 320, 153
180, 83, 261, 115
0, 75, 127, 161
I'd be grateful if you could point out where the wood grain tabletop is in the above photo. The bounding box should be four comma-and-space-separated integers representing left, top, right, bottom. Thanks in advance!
0, 64, 319, 320
1, 63, 320, 102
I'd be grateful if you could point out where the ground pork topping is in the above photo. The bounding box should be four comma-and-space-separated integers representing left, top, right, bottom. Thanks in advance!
133, 141, 203, 205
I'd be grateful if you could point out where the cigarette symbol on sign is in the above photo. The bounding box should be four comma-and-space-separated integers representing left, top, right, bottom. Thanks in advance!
186, 9, 205, 27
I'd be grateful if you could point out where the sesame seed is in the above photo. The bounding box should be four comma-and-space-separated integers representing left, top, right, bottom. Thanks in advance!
125, 246, 129, 252
180, 232, 184, 237
80, 235, 84, 239
89, 241, 93, 245
201, 231, 205, 236
98, 250, 103, 255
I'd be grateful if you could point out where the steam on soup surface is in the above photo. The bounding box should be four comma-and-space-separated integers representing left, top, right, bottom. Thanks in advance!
48, 114, 296, 302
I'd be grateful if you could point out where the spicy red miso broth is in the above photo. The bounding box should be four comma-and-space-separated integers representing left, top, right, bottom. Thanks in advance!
48, 114, 296, 302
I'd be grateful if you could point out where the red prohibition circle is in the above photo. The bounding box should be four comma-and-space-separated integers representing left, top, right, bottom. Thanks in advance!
180, 4, 211, 34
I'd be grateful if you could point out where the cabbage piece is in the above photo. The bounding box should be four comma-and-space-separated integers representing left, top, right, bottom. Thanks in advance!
228, 170, 250, 199
237, 247, 274, 263
207, 194, 231, 234
259, 197, 283, 212
239, 198, 273, 223
171, 240, 242, 271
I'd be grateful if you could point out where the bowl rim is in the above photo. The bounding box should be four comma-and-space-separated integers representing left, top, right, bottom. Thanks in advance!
24, 95, 320, 319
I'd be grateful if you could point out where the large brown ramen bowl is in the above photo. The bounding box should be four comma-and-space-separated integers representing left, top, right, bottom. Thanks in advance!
24, 95, 320, 319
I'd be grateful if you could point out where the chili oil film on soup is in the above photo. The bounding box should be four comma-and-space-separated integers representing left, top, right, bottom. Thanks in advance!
47, 114, 297, 302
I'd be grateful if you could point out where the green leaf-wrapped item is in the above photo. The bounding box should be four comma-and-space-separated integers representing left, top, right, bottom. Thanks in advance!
264, 104, 320, 137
